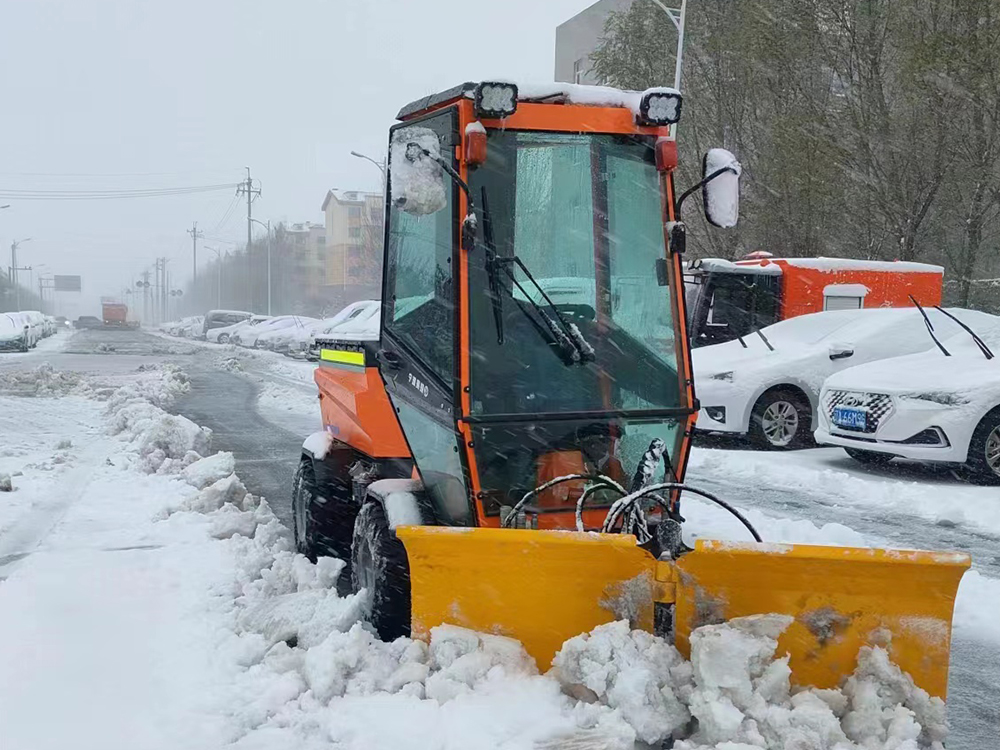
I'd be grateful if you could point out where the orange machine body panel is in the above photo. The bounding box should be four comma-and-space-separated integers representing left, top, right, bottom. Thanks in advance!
737, 258, 944, 320
314, 363, 410, 459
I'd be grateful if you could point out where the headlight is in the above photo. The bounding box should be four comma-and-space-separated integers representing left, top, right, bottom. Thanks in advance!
639, 88, 683, 126
710, 371, 734, 382
474, 82, 518, 119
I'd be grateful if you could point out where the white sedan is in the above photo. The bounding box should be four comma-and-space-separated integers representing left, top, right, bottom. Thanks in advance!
209, 315, 270, 344
816, 311, 1000, 483
694, 307, 993, 449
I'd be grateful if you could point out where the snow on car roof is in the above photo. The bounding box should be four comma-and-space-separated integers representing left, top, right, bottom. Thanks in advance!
776, 258, 943, 273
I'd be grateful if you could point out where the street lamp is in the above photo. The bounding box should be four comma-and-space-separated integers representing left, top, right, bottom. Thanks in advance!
10, 238, 32, 312
205, 246, 224, 308
250, 218, 272, 315
646, 0, 687, 93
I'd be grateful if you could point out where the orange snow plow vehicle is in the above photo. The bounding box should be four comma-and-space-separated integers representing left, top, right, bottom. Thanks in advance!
293, 81, 969, 698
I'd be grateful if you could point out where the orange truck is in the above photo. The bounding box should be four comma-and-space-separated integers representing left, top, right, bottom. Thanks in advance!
101, 302, 128, 327
686, 254, 943, 347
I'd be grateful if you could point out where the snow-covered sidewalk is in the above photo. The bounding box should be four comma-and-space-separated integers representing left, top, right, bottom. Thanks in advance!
0, 361, 991, 749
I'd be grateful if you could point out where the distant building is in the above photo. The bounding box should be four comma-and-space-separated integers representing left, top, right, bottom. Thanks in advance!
321, 189, 383, 306
554, 0, 634, 85
283, 222, 327, 305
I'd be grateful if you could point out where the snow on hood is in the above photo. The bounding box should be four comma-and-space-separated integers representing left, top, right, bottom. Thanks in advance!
825, 318, 1000, 397
694, 308, 997, 392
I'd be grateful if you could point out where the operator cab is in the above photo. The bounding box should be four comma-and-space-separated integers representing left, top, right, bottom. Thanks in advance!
377, 81, 739, 529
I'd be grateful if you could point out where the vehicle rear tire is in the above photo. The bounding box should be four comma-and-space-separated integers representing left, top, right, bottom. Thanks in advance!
217, 333, 230, 344
749, 389, 812, 450
844, 447, 894, 466
292, 458, 357, 564
965, 407, 1000, 486
351, 501, 411, 641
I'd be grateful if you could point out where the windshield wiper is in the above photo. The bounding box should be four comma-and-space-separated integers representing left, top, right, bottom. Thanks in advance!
933, 306, 995, 360
753, 327, 775, 351
478, 186, 594, 366
480, 186, 505, 345
909, 295, 951, 357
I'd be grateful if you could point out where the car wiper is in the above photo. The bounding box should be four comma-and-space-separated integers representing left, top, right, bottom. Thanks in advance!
933, 306, 995, 360
909, 295, 950, 357
753, 327, 774, 351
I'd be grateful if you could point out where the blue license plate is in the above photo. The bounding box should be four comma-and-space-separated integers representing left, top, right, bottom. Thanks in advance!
833, 406, 867, 430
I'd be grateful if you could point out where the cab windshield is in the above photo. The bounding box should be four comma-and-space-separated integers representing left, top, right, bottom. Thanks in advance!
466, 130, 687, 514
468, 130, 683, 416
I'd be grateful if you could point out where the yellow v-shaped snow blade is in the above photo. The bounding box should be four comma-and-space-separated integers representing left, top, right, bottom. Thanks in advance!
395, 528, 969, 698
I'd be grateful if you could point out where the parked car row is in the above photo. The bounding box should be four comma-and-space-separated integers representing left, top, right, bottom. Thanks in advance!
158, 301, 382, 359
0, 310, 59, 352
694, 306, 1000, 484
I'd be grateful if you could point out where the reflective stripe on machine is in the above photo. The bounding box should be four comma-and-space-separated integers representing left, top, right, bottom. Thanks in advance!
320, 348, 365, 367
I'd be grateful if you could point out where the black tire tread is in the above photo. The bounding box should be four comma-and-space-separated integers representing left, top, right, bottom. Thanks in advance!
351, 501, 411, 641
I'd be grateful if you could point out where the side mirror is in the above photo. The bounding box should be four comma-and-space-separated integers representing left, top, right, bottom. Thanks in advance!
389, 126, 448, 216
702, 148, 741, 228
828, 343, 854, 361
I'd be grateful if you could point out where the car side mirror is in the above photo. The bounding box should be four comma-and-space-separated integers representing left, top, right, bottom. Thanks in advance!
829, 343, 854, 360
702, 148, 741, 228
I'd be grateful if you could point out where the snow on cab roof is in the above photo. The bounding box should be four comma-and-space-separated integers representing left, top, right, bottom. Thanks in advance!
397, 81, 679, 121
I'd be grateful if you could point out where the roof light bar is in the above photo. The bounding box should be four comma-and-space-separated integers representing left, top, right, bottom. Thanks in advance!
475, 82, 518, 119
639, 89, 683, 126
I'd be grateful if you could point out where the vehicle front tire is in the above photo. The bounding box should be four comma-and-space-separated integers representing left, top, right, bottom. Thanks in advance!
217, 333, 230, 344
966, 407, 1000, 486
749, 389, 813, 450
844, 447, 894, 466
351, 501, 411, 641
292, 458, 357, 564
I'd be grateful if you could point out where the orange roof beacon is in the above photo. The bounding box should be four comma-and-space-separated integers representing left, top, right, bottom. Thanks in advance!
293, 81, 968, 698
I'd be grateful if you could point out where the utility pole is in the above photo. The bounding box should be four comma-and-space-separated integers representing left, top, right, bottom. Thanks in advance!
188, 222, 203, 287
10, 238, 32, 312
236, 167, 260, 310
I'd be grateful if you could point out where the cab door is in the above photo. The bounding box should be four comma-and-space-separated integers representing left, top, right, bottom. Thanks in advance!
379, 107, 471, 525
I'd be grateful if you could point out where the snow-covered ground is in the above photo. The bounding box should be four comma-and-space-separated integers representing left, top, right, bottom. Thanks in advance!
3, 334, 996, 748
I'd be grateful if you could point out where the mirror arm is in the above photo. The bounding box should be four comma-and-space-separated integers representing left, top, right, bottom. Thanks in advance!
416, 146, 474, 211
674, 166, 739, 220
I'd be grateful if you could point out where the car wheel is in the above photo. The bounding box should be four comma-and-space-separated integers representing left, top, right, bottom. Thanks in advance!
965, 407, 1000, 486
844, 447, 894, 466
292, 458, 357, 564
351, 501, 411, 641
749, 389, 812, 450
217, 333, 230, 344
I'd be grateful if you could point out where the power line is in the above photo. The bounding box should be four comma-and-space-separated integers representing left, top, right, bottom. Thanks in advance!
0, 183, 239, 200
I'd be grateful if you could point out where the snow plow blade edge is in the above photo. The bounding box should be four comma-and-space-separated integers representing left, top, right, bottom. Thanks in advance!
395, 528, 969, 698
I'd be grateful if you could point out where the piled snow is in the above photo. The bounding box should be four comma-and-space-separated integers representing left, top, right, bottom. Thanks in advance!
0, 362, 89, 397
554, 617, 948, 750
182, 450, 235, 489
389, 125, 448, 215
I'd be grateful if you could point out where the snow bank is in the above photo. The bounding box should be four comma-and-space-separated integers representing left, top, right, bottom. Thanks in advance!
103, 364, 207, 474
182, 451, 235, 489
0, 363, 89, 397
554, 616, 948, 750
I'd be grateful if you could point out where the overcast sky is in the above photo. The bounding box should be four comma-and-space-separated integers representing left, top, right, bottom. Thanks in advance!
0, 0, 592, 315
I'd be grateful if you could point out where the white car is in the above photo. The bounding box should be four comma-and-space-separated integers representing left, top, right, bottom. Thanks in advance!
209, 315, 270, 344
816, 311, 1000, 483
0, 313, 31, 352
694, 307, 994, 449
235, 315, 303, 348
257, 316, 318, 351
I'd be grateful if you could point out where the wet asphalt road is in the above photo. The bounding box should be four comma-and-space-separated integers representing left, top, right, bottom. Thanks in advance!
173, 361, 301, 529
